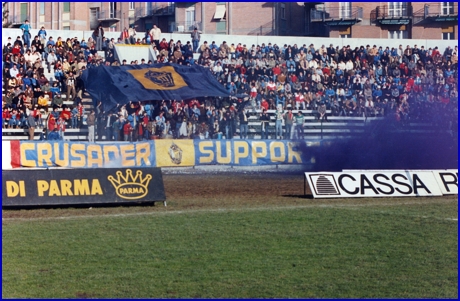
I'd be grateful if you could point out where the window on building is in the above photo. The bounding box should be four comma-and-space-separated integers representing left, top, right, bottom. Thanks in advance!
388, 30, 408, 39
89, 7, 100, 30
167, 2, 175, 14
39, 2, 45, 15
63, 2, 70, 13
388, 2, 407, 17
213, 4, 225, 20
316, 3, 325, 11
216, 20, 226, 34
280, 3, 286, 20
109, 2, 117, 18
20, 3, 28, 22
129, 2, 134, 10
339, 27, 351, 38
442, 26, 455, 39
442, 32, 454, 40
340, 3, 351, 18
63, 26, 70, 30
186, 7, 196, 30
146, 2, 153, 15
441, 2, 454, 15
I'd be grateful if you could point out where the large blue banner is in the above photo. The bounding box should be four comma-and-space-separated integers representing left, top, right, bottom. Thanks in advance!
80, 63, 229, 112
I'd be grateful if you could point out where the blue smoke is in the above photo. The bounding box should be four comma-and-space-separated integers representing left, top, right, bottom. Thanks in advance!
304, 116, 457, 172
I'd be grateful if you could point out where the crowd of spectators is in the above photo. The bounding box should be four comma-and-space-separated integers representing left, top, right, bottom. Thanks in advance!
2, 21, 458, 141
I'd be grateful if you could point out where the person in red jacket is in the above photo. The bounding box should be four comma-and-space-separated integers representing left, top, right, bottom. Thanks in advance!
260, 98, 269, 111
272, 64, 281, 81
60, 107, 71, 121
159, 38, 169, 51
123, 121, 133, 142
56, 116, 66, 140
2, 108, 11, 128
47, 113, 57, 132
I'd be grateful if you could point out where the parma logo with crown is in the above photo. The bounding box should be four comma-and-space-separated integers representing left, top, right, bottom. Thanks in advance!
108, 169, 152, 200
127, 66, 188, 90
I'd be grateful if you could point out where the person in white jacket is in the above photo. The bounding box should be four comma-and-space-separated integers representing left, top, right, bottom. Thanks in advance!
149, 25, 161, 49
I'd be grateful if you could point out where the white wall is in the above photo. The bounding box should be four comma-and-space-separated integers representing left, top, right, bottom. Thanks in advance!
3, 28, 457, 54
114, 44, 156, 63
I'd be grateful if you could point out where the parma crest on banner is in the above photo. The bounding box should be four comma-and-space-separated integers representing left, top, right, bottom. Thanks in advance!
80, 63, 229, 112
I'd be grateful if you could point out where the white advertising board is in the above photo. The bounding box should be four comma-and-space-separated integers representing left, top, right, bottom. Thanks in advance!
432, 170, 458, 195
305, 171, 444, 198
2, 141, 12, 170
343, 169, 458, 196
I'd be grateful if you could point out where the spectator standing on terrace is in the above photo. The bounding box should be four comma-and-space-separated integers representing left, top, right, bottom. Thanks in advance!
150, 25, 161, 49
27, 110, 36, 140
317, 102, 327, 122
191, 27, 201, 53
284, 107, 294, 139
66, 72, 77, 102
56, 116, 66, 140
93, 25, 104, 51
47, 111, 57, 134
87, 110, 96, 142
123, 119, 134, 141
112, 115, 122, 141
275, 105, 284, 139
295, 110, 305, 140
20, 20, 32, 49
105, 112, 115, 141
38, 26, 47, 45
239, 107, 249, 139
260, 109, 270, 139
121, 28, 129, 44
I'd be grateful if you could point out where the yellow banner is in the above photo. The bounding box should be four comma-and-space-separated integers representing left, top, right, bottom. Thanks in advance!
127, 66, 188, 90
154, 139, 195, 167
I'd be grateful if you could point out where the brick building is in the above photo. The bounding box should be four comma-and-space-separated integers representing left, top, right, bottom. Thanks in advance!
3, 2, 175, 32
3, 2, 305, 36
307, 2, 458, 40
3, 2, 457, 39
173, 2, 305, 36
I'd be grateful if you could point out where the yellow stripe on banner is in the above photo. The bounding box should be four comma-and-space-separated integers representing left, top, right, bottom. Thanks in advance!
127, 66, 188, 91
154, 139, 195, 167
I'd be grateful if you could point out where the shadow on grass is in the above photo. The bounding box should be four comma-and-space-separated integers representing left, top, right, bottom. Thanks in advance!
2, 201, 165, 211
282, 194, 314, 199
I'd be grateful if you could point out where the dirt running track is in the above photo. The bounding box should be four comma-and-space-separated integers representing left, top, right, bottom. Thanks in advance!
2, 172, 458, 222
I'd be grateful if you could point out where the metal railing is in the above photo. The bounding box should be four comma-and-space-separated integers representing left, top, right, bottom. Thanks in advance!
311, 7, 363, 22
128, 7, 145, 25
98, 10, 122, 20
370, 5, 412, 23
171, 21, 202, 33
423, 3, 457, 17
8, 14, 29, 25
247, 20, 275, 36
413, 3, 458, 24
151, 3, 175, 16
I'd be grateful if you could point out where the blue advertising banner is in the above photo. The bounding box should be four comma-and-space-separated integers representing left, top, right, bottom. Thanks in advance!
194, 140, 312, 165
19, 141, 156, 168
15, 140, 321, 168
